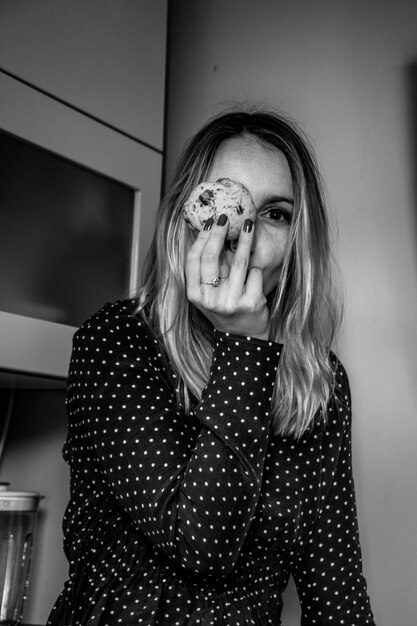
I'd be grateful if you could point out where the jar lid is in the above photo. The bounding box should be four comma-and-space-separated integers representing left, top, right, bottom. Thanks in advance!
0, 490, 42, 511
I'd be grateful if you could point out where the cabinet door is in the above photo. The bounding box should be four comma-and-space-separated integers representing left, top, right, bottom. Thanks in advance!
0, 0, 167, 150
0, 72, 163, 379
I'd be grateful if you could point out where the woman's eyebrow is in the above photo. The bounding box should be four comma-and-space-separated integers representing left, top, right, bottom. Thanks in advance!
263, 194, 294, 205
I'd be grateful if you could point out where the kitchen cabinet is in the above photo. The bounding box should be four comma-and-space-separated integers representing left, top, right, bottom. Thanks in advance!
0, 0, 167, 150
0, 0, 167, 384
0, 72, 164, 382
0, 4, 168, 622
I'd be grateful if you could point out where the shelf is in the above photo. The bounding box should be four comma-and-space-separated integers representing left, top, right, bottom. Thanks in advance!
0, 311, 75, 380
0, 370, 66, 389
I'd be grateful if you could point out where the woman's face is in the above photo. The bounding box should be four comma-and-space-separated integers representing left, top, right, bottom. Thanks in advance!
206, 135, 294, 295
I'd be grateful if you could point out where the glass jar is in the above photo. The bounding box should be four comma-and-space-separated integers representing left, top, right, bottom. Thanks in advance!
0, 486, 42, 625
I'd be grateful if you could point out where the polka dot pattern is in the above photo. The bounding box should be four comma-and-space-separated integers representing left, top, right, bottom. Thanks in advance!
47, 299, 375, 625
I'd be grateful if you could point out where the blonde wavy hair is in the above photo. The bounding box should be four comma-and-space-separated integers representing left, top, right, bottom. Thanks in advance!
137, 107, 342, 438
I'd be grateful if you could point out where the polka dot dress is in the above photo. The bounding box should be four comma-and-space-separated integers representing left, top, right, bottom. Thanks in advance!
47, 300, 375, 625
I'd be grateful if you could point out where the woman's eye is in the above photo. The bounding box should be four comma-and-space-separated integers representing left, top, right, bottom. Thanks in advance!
263, 207, 292, 223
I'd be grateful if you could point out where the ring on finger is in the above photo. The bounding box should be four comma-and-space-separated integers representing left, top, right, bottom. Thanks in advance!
200, 276, 223, 288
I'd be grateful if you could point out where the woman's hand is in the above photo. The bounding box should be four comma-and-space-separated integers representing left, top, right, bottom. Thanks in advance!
186, 215, 270, 340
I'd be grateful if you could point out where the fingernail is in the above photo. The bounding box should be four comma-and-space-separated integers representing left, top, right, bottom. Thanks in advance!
243, 218, 253, 233
217, 214, 228, 226
203, 217, 214, 231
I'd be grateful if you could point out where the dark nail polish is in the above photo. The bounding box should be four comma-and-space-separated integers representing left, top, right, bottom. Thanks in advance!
217, 213, 228, 226
203, 217, 214, 231
243, 218, 253, 233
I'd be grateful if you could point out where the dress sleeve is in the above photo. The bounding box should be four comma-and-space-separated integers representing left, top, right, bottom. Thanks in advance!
65, 301, 281, 577
291, 362, 376, 625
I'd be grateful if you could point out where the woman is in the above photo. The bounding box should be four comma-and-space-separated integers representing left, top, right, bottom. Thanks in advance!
48, 108, 376, 624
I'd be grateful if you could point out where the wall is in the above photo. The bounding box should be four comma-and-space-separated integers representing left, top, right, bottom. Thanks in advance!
165, 1, 417, 624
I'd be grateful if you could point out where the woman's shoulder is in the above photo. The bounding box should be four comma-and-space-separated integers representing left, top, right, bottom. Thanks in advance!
68, 299, 177, 390
325, 350, 352, 432
329, 351, 351, 399
73, 298, 157, 352
79, 297, 139, 326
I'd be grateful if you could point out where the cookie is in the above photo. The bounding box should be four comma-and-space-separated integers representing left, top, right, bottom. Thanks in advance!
182, 178, 257, 240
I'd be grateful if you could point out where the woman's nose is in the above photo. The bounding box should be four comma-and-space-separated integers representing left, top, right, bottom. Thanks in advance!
228, 232, 257, 254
